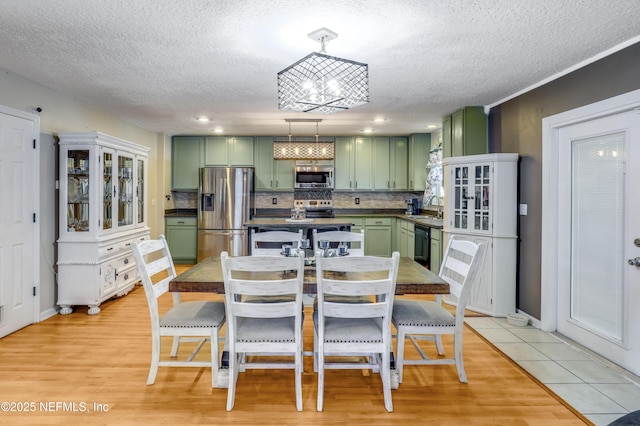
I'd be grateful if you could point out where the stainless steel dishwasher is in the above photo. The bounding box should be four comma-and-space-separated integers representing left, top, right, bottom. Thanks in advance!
414, 225, 430, 267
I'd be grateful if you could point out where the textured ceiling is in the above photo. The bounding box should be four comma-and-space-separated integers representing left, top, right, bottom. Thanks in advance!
1, 0, 639, 137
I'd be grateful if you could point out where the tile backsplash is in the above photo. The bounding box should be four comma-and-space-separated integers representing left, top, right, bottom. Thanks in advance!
172, 190, 424, 211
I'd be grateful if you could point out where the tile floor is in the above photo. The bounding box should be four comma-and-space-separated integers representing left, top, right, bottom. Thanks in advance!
465, 316, 640, 426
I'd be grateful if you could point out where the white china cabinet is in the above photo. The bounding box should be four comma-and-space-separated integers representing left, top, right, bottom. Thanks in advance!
443, 153, 518, 316
57, 132, 150, 315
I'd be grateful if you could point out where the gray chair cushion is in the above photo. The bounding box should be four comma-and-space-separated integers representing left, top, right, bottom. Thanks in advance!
313, 311, 383, 343
392, 299, 455, 327
236, 316, 300, 342
160, 301, 225, 328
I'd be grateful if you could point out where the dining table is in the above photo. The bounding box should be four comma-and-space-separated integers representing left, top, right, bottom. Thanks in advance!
169, 256, 449, 295
168, 256, 449, 389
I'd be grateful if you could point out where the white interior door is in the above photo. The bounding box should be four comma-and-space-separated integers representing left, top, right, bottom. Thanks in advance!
556, 109, 640, 375
0, 107, 38, 338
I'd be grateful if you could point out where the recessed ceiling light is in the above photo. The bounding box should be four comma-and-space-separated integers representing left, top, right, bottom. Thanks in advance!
373, 117, 387, 123
362, 128, 374, 133
196, 116, 210, 122
213, 127, 223, 133
427, 124, 439, 129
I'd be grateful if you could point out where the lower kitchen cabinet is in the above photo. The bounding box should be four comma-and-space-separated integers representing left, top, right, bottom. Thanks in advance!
430, 228, 442, 275
396, 218, 415, 259
364, 217, 392, 256
165, 217, 197, 264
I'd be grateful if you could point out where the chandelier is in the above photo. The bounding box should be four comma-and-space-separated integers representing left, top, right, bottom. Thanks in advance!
277, 27, 369, 114
273, 119, 335, 160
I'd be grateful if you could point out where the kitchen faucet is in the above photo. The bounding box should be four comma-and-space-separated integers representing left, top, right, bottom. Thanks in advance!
426, 195, 443, 219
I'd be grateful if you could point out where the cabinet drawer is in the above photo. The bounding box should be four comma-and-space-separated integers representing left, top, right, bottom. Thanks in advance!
98, 243, 120, 258
166, 217, 197, 226
365, 217, 391, 226
399, 219, 415, 232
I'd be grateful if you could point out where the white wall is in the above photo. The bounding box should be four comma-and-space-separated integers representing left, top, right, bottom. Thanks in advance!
0, 68, 165, 319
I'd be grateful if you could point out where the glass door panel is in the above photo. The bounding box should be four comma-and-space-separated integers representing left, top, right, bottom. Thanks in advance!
102, 150, 114, 230
136, 158, 144, 225
118, 154, 134, 227
67, 149, 90, 232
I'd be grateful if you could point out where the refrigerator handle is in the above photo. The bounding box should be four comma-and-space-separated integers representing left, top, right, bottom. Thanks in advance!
220, 178, 227, 210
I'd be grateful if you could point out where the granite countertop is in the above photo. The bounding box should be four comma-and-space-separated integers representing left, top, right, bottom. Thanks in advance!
245, 217, 355, 227
164, 208, 197, 217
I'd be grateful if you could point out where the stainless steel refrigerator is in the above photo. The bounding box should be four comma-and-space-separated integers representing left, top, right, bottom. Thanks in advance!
197, 167, 254, 261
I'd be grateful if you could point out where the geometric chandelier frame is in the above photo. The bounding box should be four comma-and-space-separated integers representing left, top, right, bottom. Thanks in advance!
277, 28, 369, 114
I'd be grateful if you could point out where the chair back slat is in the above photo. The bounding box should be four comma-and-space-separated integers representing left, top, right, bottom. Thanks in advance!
321, 279, 391, 296
231, 300, 298, 318
439, 237, 487, 306
313, 229, 365, 256
228, 278, 300, 296
251, 229, 304, 256
323, 301, 388, 318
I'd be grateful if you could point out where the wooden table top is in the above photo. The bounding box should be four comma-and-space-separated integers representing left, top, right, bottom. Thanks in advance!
169, 256, 449, 295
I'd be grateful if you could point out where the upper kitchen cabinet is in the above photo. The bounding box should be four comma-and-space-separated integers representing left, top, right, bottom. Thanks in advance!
57, 132, 150, 315
254, 137, 295, 190
204, 136, 254, 166
408, 133, 431, 191
171, 136, 203, 190
374, 137, 408, 190
442, 106, 487, 158
335, 137, 374, 190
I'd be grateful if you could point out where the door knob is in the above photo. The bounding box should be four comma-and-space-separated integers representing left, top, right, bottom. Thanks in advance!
628, 257, 640, 267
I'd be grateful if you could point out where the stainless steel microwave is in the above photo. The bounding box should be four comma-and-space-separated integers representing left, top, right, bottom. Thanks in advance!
294, 165, 334, 189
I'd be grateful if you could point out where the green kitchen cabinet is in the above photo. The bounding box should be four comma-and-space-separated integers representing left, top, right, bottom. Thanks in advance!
390, 137, 409, 190
408, 133, 430, 191
373, 137, 391, 190
204, 136, 254, 166
442, 106, 487, 158
373, 137, 408, 190
334, 137, 373, 190
364, 217, 392, 256
396, 218, 415, 258
254, 137, 294, 190
171, 136, 203, 190
430, 227, 442, 275
165, 217, 197, 264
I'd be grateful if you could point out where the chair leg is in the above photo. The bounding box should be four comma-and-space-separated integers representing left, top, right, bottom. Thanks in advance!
170, 336, 180, 357
316, 351, 324, 412
435, 334, 445, 356
226, 351, 239, 411
313, 329, 318, 373
454, 329, 467, 383
295, 348, 303, 411
210, 329, 220, 388
381, 350, 393, 412
395, 327, 406, 384
147, 334, 161, 385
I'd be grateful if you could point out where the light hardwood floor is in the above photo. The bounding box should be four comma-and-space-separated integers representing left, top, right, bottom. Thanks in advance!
0, 265, 589, 425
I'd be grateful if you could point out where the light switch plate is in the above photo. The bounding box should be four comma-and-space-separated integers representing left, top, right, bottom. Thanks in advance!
519, 204, 528, 215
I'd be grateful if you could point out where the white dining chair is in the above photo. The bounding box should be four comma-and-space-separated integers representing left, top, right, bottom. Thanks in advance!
312, 229, 365, 256
250, 229, 304, 256
392, 236, 486, 383
131, 235, 226, 388
220, 251, 306, 411
314, 252, 400, 412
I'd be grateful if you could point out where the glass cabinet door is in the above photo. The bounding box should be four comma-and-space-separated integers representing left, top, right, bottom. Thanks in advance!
473, 164, 491, 231
117, 153, 134, 227
452, 165, 469, 230
66, 149, 90, 233
451, 163, 492, 233
136, 157, 145, 225
102, 149, 114, 231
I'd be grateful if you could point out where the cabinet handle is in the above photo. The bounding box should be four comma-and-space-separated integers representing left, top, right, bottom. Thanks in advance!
350, 180, 352, 189
276, 180, 279, 188
124, 274, 129, 280
177, 221, 185, 224
107, 247, 113, 251
387, 181, 390, 188
393, 181, 396, 189
124, 258, 129, 265
355, 181, 358, 189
